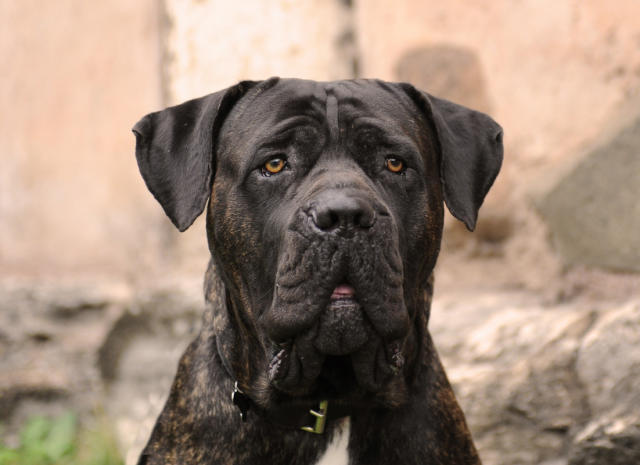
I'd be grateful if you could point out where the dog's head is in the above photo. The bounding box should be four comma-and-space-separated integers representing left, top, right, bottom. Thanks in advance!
134, 78, 502, 411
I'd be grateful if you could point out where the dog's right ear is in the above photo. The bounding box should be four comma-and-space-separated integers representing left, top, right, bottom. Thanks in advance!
400, 83, 503, 232
133, 80, 259, 232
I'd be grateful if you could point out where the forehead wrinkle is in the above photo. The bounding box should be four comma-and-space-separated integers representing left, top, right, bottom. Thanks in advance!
325, 86, 339, 141
225, 79, 325, 132
219, 88, 325, 159
273, 96, 325, 123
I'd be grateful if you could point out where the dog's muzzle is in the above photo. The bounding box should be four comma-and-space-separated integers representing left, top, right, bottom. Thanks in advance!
261, 189, 409, 396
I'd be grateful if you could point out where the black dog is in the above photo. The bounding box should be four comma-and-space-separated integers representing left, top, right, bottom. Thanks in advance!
133, 78, 502, 465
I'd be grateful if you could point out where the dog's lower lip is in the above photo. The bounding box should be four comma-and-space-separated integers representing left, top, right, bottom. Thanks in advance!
330, 284, 356, 300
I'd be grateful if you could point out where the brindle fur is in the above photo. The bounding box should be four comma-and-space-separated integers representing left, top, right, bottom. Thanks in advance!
133, 78, 503, 465
139, 272, 478, 465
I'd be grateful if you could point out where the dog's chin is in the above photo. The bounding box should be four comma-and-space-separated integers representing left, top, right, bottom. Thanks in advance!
266, 298, 406, 404
314, 298, 369, 355
262, 348, 409, 411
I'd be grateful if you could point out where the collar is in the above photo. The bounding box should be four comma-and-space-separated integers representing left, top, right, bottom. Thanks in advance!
218, 336, 351, 434
231, 382, 351, 434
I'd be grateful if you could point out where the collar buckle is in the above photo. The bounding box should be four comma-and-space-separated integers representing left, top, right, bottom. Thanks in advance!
300, 400, 329, 434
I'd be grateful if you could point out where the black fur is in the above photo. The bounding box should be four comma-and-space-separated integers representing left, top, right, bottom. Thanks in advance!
133, 78, 503, 464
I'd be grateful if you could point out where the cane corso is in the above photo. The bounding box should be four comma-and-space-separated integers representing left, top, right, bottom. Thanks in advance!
133, 77, 502, 464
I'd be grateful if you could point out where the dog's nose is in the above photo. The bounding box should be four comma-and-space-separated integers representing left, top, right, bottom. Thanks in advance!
309, 193, 376, 232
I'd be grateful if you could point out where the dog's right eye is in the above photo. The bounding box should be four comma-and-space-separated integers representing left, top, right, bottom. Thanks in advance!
385, 157, 405, 174
262, 157, 287, 176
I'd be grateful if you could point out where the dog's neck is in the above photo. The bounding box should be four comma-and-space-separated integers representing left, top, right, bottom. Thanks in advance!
141, 263, 480, 464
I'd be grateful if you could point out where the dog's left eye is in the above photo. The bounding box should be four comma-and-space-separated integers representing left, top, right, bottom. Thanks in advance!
385, 157, 405, 174
262, 157, 287, 176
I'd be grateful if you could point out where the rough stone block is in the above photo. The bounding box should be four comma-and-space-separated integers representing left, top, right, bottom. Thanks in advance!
537, 112, 640, 272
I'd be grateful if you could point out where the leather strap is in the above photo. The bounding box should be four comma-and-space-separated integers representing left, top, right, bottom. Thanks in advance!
231, 382, 351, 434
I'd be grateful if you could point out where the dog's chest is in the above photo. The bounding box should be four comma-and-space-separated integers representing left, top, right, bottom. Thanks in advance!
313, 418, 350, 465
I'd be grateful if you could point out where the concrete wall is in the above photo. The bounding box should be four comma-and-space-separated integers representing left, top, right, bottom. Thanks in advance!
0, 0, 163, 278
165, 0, 356, 101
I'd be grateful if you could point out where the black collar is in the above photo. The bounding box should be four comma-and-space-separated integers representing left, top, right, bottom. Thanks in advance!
231, 382, 352, 434
219, 339, 352, 434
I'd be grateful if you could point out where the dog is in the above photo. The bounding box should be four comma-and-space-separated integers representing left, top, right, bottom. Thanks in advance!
133, 77, 503, 465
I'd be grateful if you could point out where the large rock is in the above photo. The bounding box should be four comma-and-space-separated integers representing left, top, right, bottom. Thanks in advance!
0, 278, 130, 443
569, 301, 640, 464
101, 278, 203, 465
0, 276, 201, 460
431, 292, 640, 465
569, 415, 640, 465
537, 112, 640, 272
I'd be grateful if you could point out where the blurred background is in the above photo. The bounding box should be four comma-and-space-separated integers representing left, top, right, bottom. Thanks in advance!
1, 1, 639, 464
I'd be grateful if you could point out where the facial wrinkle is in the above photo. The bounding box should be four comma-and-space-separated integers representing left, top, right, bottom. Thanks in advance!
325, 87, 339, 142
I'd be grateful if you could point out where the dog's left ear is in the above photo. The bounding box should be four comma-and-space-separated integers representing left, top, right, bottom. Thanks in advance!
401, 84, 504, 231
133, 80, 259, 232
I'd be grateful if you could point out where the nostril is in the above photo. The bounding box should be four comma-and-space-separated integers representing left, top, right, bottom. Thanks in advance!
329, 212, 340, 229
311, 208, 340, 231
308, 195, 376, 232
355, 208, 375, 229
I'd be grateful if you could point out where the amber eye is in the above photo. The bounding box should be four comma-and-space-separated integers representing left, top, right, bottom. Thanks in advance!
263, 157, 286, 175
385, 157, 404, 173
